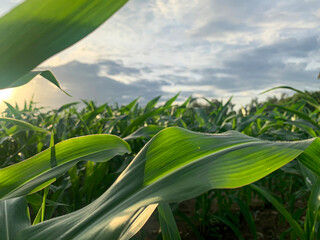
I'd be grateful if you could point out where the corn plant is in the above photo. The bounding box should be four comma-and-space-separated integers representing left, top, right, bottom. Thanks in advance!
1, 1, 320, 240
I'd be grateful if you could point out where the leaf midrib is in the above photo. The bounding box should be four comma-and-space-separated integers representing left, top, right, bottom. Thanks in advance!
4, 200, 9, 240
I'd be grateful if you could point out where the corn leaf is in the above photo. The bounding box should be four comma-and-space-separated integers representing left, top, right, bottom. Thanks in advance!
124, 125, 164, 141
251, 184, 306, 240
304, 179, 320, 240
6, 70, 69, 95
0, 134, 131, 200
0, 197, 30, 240
0, 0, 128, 88
0, 117, 49, 133
158, 203, 181, 240
120, 204, 158, 240
15, 127, 320, 240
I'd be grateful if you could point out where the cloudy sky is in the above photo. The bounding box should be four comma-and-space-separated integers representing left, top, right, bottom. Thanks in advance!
1, 0, 320, 109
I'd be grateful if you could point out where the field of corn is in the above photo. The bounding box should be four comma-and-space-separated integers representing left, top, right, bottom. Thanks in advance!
1, 0, 320, 240
1, 89, 320, 240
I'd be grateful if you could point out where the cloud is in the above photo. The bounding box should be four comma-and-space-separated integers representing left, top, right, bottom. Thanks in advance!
189, 36, 320, 92
47, 61, 165, 104
1, 0, 320, 109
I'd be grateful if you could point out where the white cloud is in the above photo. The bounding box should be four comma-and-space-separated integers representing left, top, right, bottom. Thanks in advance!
1, 0, 320, 108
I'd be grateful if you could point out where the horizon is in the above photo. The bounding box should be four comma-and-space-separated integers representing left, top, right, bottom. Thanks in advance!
0, 0, 319, 110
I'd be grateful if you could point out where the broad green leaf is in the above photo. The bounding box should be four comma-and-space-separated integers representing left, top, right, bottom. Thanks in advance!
251, 184, 305, 240
0, 134, 130, 200
119, 204, 158, 240
0, 117, 49, 133
6, 70, 69, 95
158, 203, 181, 240
16, 127, 320, 240
297, 138, 320, 177
0, 197, 30, 240
0, 0, 128, 88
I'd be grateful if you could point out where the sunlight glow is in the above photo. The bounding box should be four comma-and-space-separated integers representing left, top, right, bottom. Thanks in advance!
0, 89, 14, 101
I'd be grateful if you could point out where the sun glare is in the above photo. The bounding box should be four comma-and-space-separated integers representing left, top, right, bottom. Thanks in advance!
0, 89, 14, 101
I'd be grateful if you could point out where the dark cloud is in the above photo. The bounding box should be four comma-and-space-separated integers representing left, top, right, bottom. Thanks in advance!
189, 36, 320, 92
98, 60, 141, 76
158, 74, 189, 84
50, 61, 166, 105
193, 20, 257, 38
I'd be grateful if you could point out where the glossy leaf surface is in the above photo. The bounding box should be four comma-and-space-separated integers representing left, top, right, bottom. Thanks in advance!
0, 134, 130, 200
0, 0, 128, 88
16, 127, 320, 240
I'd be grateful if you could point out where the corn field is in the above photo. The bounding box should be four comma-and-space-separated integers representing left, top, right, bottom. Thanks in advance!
1, 1, 320, 240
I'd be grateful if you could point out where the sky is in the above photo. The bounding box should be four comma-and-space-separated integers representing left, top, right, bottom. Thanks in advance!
1, 0, 320, 110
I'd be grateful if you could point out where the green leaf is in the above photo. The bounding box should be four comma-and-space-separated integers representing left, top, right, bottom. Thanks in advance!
0, 197, 30, 240
0, 0, 128, 88
2, 101, 21, 118
121, 107, 168, 137
0, 117, 49, 133
144, 96, 161, 113
119, 204, 158, 240
56, 102, 79, 113
163, 93, 180, 108
16, 127, 319, 240
232, 197, 257, 240
6, 70, 70, 95
0, 134, 131, 200
32, 187, 49, 225
26, 193, 67, 208
158, 203, 181, 240
123, 97, 140, 112
304, 179, 320, 240
260, 86, 320, 111
124, 125, 164, 141
28, 178, 56, 196
251, 184, 306, 240
297, 138, 320, 177
269, 104, 320, 130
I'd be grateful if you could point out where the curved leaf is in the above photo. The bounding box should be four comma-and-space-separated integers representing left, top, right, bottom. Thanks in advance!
0, 134, 131, 200
0, 117, 49, 133
119, 204, 158, 240
158, 203, 181, 240
0, 0, 128, 88
16, 127, 320, 239
124, 125, 164, 141
0, 197, 30, 240
6, 71, 69, 95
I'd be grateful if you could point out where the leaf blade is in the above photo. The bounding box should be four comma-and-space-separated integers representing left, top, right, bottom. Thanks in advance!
0, 134, 131, 200
0, 0, 128, 88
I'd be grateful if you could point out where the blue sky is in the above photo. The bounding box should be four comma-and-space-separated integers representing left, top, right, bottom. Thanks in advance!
1, 0, 320, 109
